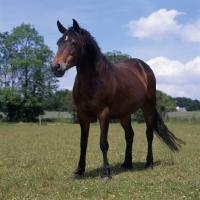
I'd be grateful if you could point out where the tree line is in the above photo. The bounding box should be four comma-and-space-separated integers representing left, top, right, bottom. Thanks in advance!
0, 24, 199, 123
173, 97, 200, 111
0, 24, 58, 122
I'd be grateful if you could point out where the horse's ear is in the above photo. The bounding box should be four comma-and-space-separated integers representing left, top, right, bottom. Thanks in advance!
57, 21, 67, 34
72, 19, 81, 33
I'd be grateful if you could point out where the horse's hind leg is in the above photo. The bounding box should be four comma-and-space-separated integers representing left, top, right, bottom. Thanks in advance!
141, 105, 155, 169
98, 107, 111, 180
120, 116, 134, 170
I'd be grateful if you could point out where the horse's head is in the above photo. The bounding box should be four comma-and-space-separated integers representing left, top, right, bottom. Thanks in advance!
51, 19, 84, 77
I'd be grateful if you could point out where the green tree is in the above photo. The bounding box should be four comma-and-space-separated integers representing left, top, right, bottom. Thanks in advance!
0, 24, 58, 122
156, 90, 176, 117
0, 32, 13, 88
174, 97, 200, 111
43, 89, 78, 123
132, 109, 144, 123
105, 50, 131, 62
0, 88, 22, 122
43, 89, 73, 112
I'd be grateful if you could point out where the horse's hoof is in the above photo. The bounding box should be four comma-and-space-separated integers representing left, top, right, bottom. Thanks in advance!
144, 163, 153, 170
73, 167, 84, 178
101, 175, 112, 181
101, 168, 112, 180
120, 166, 130, 172
120, 163, 133, 171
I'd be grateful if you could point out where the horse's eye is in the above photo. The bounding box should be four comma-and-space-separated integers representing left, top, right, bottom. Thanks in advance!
71, 42, 76, 47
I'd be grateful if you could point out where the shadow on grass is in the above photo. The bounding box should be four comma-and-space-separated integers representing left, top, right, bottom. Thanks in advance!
78, 160, 162, 179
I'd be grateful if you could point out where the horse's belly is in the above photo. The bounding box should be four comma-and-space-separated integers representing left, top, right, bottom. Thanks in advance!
109, 94, 146, 119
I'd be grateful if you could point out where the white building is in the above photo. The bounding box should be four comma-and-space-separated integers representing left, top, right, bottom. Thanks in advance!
176, 107, 186, 112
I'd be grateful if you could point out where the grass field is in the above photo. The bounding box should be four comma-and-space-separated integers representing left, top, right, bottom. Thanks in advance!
168, 111, 200, 120
0, 122, 200, 199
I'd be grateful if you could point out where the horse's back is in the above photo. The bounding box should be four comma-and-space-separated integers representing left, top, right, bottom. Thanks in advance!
114, 58, 154, 78
113, 58, 156, 91
108, 58, 156, 118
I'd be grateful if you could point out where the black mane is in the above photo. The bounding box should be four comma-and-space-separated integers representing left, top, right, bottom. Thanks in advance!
67, 26, 111, 71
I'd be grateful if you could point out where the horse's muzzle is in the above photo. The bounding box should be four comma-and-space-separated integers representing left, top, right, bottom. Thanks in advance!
51, 63, 65, 77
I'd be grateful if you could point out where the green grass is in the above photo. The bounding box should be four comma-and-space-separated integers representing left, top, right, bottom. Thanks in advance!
167, 111, 200, 122
0, 123, 200, 199
167, 111, 200, 118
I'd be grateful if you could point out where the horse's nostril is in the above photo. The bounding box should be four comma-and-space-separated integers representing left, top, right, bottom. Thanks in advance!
55, 63, 62, 72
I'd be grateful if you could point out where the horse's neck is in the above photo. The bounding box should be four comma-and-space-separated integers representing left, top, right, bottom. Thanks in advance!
76, 62, 94, 80
76, 60, 106, 88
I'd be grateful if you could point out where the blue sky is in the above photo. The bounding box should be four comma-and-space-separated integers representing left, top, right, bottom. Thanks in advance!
1, 0, 200, 99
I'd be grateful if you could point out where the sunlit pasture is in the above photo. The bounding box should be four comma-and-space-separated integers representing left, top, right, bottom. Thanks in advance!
0, 122, 199, 199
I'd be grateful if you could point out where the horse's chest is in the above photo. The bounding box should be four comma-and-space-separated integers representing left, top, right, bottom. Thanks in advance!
74, 93, 103, 115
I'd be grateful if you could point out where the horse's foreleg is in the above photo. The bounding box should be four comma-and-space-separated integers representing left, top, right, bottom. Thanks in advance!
74, 112, 90, 177
98, 107, 111, 180
120, 116, 134, 170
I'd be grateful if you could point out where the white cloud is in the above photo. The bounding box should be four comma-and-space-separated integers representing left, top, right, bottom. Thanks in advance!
125, 9, 200, 43
125, 9, 182, 40
146, 56, 200, 99
180, 19, 200, 42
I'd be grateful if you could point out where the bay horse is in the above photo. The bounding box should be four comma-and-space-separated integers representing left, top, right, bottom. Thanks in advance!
51, 19, 184, 180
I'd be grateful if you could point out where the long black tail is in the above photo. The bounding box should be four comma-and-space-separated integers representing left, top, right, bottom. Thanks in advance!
154, 109, 185, 151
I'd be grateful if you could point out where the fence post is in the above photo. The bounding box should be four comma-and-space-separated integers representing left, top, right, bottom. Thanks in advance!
39, 116, 42, 125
